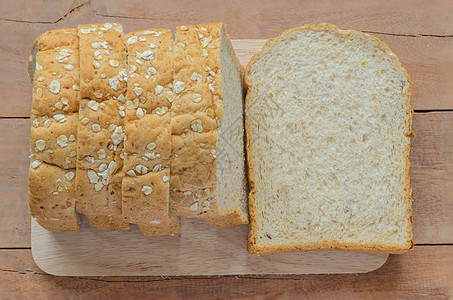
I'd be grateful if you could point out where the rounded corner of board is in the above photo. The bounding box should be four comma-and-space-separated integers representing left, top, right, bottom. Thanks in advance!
360, 253, 390, 274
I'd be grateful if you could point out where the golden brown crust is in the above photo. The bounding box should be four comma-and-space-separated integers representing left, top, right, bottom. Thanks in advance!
75, 23, 129, 231
137, 213, 180, 236
248, 240, 415, 255
170, 187, 217, 218
122, 29, 180, 236
206, 210, 248, 228
245, 23, 414, 254
170, 22, 248, 227
30, 114, 78, 169
34, 29, 79, 51
29, 22, 248, 234
244, 88, 258, 250
29, 163, 79, 233
170, 23, 222, 218
28, 28, 80, 233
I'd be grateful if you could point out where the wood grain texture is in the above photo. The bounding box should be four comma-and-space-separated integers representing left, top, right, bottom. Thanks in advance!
411, 112, 453, 243
0, 0, 451, 296
91, 0, 453, 36
0, 0, 87, 23
3, 0, 452, 35
1, 112, 453, 247
0, 119, 30, 248
1, 1, 453, 117
0, 246, 451, 298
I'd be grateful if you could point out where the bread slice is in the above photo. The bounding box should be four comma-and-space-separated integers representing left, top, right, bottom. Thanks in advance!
28, 29, 80, 232
245, 23, 414, 254
170, 23, 248, 227
122, 29, 180, 236
75, 23, 129, 230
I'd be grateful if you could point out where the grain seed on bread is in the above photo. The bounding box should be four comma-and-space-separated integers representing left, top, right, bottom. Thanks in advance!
28, 28, 81, 232
170, 23, 248, 227
75, 23, 130, 231
122, 29, 180, 236
30, 22, 249, 234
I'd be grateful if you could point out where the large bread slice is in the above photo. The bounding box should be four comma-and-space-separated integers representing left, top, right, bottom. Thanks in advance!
170, 23, 248, 228
28, 29, 81, 232
122, 29, 180, 236
245, 24, 414, 254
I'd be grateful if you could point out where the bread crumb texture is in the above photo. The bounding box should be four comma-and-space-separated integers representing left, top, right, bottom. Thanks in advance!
245, 23, 413, 254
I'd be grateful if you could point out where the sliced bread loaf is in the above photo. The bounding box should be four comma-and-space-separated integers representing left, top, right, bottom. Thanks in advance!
245, 24, 414, 254
170, 23, 248, 227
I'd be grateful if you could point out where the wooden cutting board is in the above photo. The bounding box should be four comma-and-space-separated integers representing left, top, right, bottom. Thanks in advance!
31, 40, 389, 276
31, 218, 388, 276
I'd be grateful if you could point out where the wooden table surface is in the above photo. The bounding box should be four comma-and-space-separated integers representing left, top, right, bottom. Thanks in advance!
1, 0, 452, 298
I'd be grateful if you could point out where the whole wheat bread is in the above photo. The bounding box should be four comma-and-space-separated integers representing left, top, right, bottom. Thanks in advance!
244, 24, 414, 254
28, 29, 81, 232
75, 23, 130, 231
122, 29, 180, 236
170, 23, 248, 227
